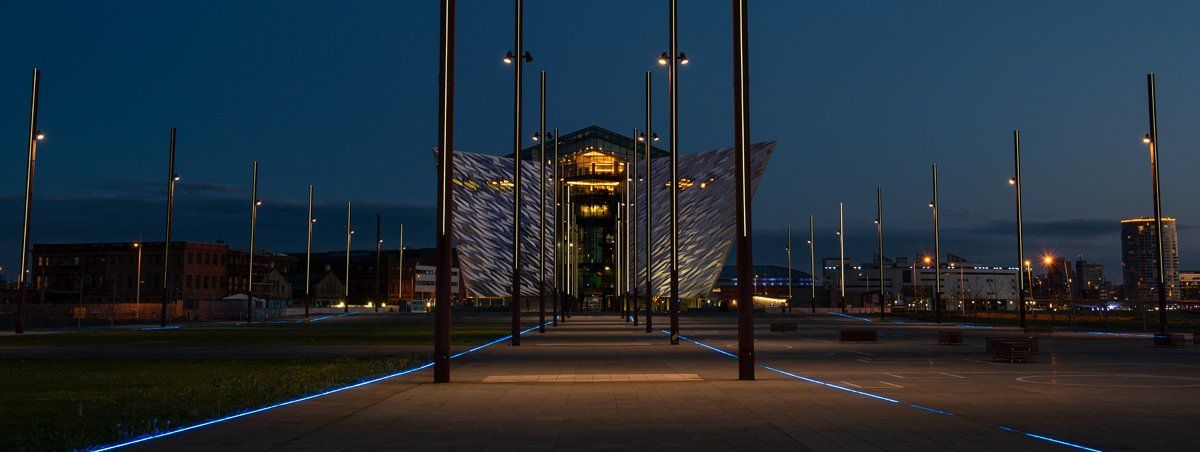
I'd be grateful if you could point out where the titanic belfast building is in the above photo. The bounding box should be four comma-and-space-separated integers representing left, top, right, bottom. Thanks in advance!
447, 126, 775, 310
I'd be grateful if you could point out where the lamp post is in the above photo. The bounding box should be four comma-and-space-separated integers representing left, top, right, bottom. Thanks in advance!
1144, 73, 1168, 335
837, 202, 845, 313
344, 201, 353, 313
247, 161, 260, 323
643, 71, 655, 334
931, 164, 941, 324
876, 187, 885, 320
536, 71, 547, 332
626, 140, 634, 322
631, 127, 640, 326
434, 0, 456, 383
504, 0, 533, 346
134, 242, 143, 318
398, 224, 405, 302
1011, 132, 1027, 329
15, 68, 42, 334
660, 0, 688, 345
732, 0, 755, 380
808, 214, 816, 313
305, 185, 314, 317
786, 224, 792, 313
161, 127, 178, 327
552, 128, 559, 326
374, 214, 382, 313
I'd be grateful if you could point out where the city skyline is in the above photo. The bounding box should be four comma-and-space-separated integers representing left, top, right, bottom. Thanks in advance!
4, 1, 1200, 280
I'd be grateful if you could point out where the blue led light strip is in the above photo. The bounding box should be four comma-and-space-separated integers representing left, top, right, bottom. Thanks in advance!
92, 320, 552, 451
130, 326, 181, 331
671, 331, 1103, 451
1000, 426, 1103, 452
828, 312, 872, 322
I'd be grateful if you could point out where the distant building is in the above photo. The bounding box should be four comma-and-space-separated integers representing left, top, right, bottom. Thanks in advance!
29, 242, 230, 304
1120, 217, 1180, 301
1179, 271, 1200, 301
711, 264, 813, 308
1074, 260, 1106, 300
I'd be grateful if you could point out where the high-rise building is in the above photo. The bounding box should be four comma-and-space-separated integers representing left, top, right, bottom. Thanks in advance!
1120, 217, 1179, 301
1074, 259, 1105, 300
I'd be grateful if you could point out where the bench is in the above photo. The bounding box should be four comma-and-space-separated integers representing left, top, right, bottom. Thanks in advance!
769, 323, 798, 332
938, 331, 963, 345
991, 341, 1033, 363
986, 336, 1038, 354
839, 329, 878, 342
1154, 333, 1188, 347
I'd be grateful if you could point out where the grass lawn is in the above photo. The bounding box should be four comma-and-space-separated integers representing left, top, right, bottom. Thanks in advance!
0, 321, 512, 347
892, 310, 1200, 333
0, 355, 428, 451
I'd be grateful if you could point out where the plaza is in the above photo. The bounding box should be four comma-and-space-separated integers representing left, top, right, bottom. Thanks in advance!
111, 312, 1200, 451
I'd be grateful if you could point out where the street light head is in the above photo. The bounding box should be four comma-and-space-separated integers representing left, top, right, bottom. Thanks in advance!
678, 52, 689, 65
522, 51, 533, 62
658, 52, 669, 65
874, 218, 879, 224
1143, 134, 1152, 144
651, 133, 660, 142
35, 131, 45, 141
255, 199, 263, 206
637, 132, 646, 142
133, 242, 140, 248
531, 133, 539, 141
928, 202, 934, 208
1043, 256, 1053, 265
503, 51, 515, 64
1024, 260, 1031, 267
173, 174, 181, 182
312, 218, 317, 223
1008, 177, 1016, 185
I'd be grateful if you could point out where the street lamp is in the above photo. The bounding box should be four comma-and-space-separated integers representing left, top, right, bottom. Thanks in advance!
305, 185, 314, 317
931, 164, 941, 324
246, 162, 260, 323
644, 70, 654, 334
1144, 73, 1168, 335
16, 68, 42, 334
658, 0, 688, 345
161, 127, 179, 327
1011, 130, 1028, 329
345, 201, 353, 314
433, 0, 456, 383
133, 242, 143, 319
506, 0, 533, 346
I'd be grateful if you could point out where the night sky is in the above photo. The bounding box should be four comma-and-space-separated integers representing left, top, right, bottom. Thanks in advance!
2, 0, 1199, 280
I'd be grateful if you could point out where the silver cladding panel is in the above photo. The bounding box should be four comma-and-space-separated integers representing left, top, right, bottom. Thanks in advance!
451, 141, 775, 298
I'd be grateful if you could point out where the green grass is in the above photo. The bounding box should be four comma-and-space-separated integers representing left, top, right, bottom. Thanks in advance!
0, 322, 511, 347
892, 310, 1200, 333
0, 355, 428, 452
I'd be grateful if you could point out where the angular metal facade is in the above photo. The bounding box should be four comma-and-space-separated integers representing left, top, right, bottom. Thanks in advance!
449, 141, 775, 299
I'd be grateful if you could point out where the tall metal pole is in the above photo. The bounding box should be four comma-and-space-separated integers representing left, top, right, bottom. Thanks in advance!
632, 127, 640, 326
344, 201, 352, 313
537, 71, 547, 332
786, 224, 792, 313
305, 185, 314, 317
644, 71, 654, 334
732, 0, 755, 380
510, 0, 526, 346
1146, 73, 1168, 335
809, 214, 816, 313
932, 164, 941, 324
134, 243, 143, 317
433, 0, 456, 383
374, 214, 382, 313
876, 186, 885, 320
626, 142, 634, 321
838, 202, 845, 312
667, 0, 681, 345
1013, 132, 1026, 330
552, 128, 559, 326
160, 127, 177, 327
399, 224, 405, 300
15, 68, 41, 334
247, 161, 259, 323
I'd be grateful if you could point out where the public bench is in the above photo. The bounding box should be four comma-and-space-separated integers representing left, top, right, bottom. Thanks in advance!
937, 331, 963, 345
769, 323, 798, 332
986, 336, 1038, 354
839, 329, 878, 343
991, 341, 1033, 363
1154, 333, 1187, 347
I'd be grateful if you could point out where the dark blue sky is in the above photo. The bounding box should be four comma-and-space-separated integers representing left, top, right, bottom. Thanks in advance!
3, 0, 1199, 280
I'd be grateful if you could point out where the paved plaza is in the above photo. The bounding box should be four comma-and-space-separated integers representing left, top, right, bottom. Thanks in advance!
130, 312, 1200, 451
